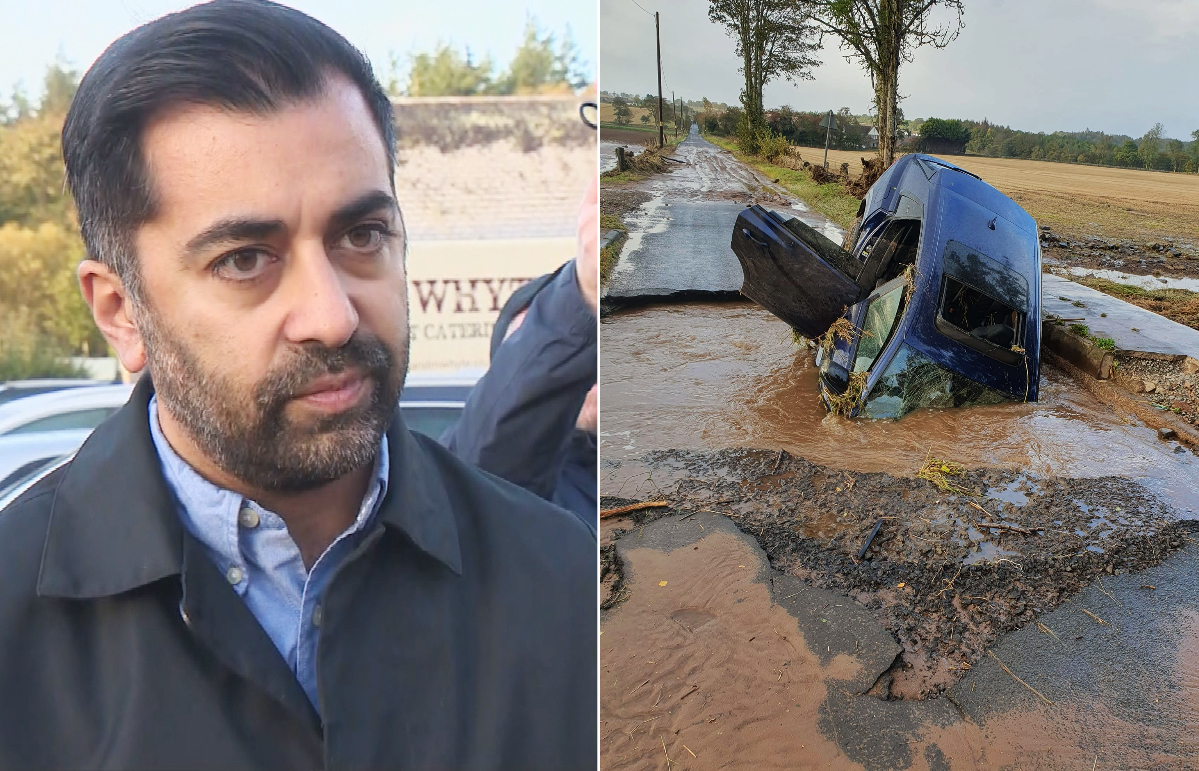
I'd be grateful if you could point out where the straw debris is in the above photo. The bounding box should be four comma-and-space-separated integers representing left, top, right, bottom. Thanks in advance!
826, 370, 869, 417
916, 454, 975, 495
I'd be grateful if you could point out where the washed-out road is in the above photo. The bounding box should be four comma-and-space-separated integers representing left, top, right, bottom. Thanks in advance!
600, 129, 1199, 769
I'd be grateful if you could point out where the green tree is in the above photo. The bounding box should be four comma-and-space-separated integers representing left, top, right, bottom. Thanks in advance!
1139, 123, 1163, 170
404, 44, 493, 96
709, 0, 821, 154
640, 113, 650, 125
809, 0, 965, 166
1113, 139, 1139, 167
612, 96, 632, 125
38, 59, 79, 117
492, 19, 585, 95
1166, 138, 1186, 172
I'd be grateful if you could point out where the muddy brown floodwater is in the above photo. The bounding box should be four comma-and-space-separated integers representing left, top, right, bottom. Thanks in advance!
600, 300, 1199, 516
601, 531, 862, 771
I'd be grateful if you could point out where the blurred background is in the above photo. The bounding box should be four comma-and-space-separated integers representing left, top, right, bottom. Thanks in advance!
0, 0, 598, 381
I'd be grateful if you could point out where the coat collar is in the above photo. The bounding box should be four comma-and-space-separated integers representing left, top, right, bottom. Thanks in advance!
38, 376, 461, 599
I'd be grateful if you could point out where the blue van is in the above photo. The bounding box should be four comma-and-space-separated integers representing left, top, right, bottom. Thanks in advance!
731, 153, 1042, 419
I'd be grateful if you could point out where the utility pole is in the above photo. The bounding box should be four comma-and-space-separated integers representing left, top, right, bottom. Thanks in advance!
821, 110, 837, 170
655, 12, 665, 148
671, 90, 676, 141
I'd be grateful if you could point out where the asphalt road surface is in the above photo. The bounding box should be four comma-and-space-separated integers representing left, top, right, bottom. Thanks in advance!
603, 125, 846, 303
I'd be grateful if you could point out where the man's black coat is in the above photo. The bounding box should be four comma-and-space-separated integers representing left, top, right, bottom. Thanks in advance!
0, 379, 597, 769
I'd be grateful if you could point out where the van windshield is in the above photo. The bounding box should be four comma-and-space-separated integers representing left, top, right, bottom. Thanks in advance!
853, 282, 906, 373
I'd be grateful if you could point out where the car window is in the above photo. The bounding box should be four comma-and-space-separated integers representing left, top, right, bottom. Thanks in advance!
853, 283, 905, 373
863, 343, 1009, 419
933, 241, 1029, 366
0, 457, 56, 496
5, 408, 115, 435
401, 405, 463, 440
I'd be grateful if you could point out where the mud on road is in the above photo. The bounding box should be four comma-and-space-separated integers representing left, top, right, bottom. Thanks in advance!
603, 447, 1190, 700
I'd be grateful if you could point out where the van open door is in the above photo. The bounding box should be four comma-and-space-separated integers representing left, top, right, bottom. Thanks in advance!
730, 205, 863, 339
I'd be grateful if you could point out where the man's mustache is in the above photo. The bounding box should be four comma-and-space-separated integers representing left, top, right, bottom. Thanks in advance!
254, 333, 395, 409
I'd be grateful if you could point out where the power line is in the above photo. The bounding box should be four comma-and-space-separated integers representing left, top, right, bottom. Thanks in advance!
629, 0, 654, 17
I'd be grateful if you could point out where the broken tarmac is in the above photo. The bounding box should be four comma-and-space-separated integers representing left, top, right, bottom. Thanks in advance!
604, 503, 1199, 770
1043, 272, 1199, 359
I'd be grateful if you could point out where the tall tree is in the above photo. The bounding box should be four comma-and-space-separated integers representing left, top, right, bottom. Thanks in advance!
809, 0, 964, 166
709, 0, 821, 152
1138, 123, 1163, 170
612, 96, 632, 124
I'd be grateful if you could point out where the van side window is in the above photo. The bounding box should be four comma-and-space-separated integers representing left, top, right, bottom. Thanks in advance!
933, 241, 1028, 366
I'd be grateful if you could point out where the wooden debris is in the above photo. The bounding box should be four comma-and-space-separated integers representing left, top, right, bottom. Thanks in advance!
601, 500, 668, 519
1036, 621, 1065, 646
988, 650, 1054, 705
1081, 608, 1108, 625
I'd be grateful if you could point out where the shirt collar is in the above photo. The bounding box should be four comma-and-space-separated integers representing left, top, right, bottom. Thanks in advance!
38, 376, 460, 599
146, 395, 389, 567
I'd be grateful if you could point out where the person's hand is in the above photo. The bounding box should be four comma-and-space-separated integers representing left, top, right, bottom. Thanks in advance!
575, 174, 599, 315
576, 384, 598, 434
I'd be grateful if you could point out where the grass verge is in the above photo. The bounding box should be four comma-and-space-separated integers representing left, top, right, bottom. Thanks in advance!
600, 214, 628, 287
1074, 276, 1199, 331
704, 135, 861, 229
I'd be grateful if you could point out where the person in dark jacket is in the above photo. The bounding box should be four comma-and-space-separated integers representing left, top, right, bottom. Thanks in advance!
441, 181, 598, 529
0, 2, 596, 768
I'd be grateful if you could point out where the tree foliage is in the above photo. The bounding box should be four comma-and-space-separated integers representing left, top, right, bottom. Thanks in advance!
0, 62, 106, 374
957, 120, 1199, 172
709, 0, 821, 153
398, 19, 586, 97
612, 96, 632, 124
405, 45, 493, 97
919, 116, 969, 144
809, 0, 965, 165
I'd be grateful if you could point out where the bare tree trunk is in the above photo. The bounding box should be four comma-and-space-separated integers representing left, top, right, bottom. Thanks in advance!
875, 2, 901, 167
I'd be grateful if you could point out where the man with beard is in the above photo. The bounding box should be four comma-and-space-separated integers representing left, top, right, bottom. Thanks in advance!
0, 2, 596, 769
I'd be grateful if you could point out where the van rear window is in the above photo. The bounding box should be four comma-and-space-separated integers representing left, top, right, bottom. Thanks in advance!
935, 276, 1024, 365
934, 241, 1028, 366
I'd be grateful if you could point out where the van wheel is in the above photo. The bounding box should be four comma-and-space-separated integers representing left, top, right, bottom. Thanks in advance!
843, 216, 863, 251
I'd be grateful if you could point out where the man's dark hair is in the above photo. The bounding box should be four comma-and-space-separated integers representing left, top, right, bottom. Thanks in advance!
62, 0, 396, 301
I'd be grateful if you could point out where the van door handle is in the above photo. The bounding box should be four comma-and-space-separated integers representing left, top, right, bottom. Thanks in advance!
742, 229, 769, 249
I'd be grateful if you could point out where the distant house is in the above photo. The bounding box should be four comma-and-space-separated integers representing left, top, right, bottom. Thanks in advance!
391, 94, 596, 373
866, 126, 879, 149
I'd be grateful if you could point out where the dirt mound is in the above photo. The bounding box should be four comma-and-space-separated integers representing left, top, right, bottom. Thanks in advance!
608, 447, 1189, 699
845, 156, 887, 198
808, 163, 840, 185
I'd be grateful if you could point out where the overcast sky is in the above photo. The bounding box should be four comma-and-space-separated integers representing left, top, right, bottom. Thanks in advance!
601, 0, 1197, 140
0, 0, 597, 102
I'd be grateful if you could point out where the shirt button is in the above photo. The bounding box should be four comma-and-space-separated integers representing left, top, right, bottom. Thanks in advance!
311, 605, 323, 628
238, 507, 260, 528
226, 566, 244, 585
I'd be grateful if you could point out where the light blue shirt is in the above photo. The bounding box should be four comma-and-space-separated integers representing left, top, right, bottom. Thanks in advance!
148, 396, 389, 715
